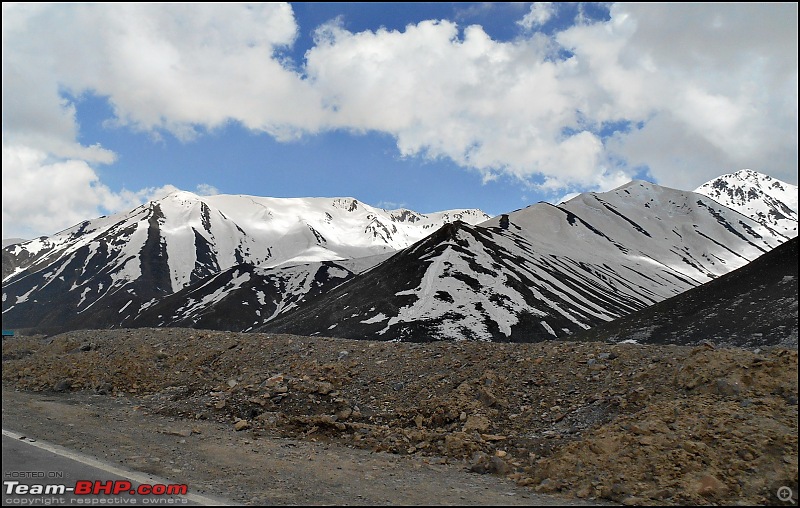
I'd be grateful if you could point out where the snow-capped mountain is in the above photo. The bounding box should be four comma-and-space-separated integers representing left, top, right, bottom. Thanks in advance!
1, 192, 489, 332
695, 169, 798, 238
258, 180, 790, 341
2, 172, 796, 340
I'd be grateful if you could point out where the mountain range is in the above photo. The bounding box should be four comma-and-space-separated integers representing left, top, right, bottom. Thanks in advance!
2, 195, 488, 333
2, 170, 797, 345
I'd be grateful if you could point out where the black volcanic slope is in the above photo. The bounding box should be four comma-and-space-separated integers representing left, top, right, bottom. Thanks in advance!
568, 237, 798, 348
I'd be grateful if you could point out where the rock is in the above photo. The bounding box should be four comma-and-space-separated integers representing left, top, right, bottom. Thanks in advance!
227, 379, 238, 388
478, 388, 497, 407
234, 420, 250, 431
463, 415, 490, 433
470, 452, 491, 474
697, 474, 727, 497
715, 378, 741, 397
489, 456, 511, 475
94, 382, 112, 395
535, 478, 561, 493
163, 429, 192, 437
611, 483, 630, 496
638, 436, 656, 446
317, 382, 335, 395
248, 397, 267, 407
469, 452, 511, 475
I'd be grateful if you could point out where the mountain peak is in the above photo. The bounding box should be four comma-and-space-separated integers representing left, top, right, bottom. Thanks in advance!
160, 189, 202, 201
695, 170, 798, 238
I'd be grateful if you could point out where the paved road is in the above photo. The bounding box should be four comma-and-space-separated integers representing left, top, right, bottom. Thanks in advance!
2, 429, 232, 506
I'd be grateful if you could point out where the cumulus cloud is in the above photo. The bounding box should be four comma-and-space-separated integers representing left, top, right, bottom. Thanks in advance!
518, 3, 555, 30
2, 3, 797, 237
306, 3, 796, 193
3, 3, 322, 142
195, 184, 220, 196
307, 20, 610, 189
557, 3, 798, 188
1, 144, 178, 238
2, 3, 315, 237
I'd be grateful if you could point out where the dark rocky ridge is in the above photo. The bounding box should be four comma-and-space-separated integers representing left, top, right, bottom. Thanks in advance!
569, 237, 798, 348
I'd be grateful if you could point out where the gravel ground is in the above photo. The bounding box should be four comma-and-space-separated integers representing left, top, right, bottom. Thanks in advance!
2, 328, 798, 505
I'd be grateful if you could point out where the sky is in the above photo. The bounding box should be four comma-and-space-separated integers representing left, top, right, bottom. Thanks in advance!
2, 2, 798, 240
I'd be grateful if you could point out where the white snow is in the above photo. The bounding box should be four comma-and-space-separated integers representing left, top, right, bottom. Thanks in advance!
15, 285, 38, 304
361, 313, 387, 324
695, 169, 798, 238
77, 287, 91, 308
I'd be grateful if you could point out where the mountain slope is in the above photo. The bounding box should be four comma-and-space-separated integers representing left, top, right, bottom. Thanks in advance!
127, 257, 392, 332
567, 236, 798, 348
259, 180, 789, 342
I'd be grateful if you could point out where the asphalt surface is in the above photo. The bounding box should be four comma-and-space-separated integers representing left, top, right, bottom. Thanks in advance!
2, 429, 232, 506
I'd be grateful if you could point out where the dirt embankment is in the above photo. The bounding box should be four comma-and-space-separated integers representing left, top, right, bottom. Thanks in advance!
3, 328, 798, 505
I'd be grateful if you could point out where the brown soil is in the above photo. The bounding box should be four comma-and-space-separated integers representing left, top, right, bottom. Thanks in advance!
2, 328, 798, 505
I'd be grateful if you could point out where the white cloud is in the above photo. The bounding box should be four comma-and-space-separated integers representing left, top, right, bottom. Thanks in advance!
1, 144, 177, 238
518, 3, 555, 30
557, 3, 798, 188
2, 3, 316, 237
2, 3, 797, 239
377, 200, 408, 211
305, 4, 796, 195
3, 3, 322, 142
195, 184, 220, 196
306, 20, 609, 187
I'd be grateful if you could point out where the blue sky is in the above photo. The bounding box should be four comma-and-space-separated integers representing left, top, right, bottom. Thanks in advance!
3, 3, 798, 239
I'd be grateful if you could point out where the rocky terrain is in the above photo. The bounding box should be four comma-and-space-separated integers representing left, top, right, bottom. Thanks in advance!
3, 328, 797, 505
